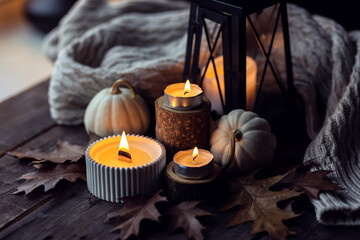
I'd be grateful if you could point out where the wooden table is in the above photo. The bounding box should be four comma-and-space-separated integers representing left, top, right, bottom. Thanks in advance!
1, 80, 360, 240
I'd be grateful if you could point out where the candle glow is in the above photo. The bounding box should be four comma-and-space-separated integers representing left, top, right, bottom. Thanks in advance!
192, 147, 199, 162
184, 80, 191, 95
202, 55, 257, 114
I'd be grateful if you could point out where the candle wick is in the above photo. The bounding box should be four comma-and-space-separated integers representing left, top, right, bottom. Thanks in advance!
118, 150, 132, 163
184, 91, 189, 95
193, 155, 198, 161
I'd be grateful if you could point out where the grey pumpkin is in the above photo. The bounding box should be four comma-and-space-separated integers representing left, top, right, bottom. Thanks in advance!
210, 109, 277, 173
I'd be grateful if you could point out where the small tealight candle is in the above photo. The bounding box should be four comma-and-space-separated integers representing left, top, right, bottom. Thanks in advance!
164, 80, 203, 109
173, 147, 214, 179
85, 132, 166, 202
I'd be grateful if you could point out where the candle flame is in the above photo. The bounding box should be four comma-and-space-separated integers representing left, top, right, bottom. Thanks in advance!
192, 147, 199, 162
184, 80, 191, 95
118, 131, 131, 162
119, 131, 129, 151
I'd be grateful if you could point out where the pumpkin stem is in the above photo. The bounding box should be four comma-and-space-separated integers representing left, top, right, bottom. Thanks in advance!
233, 129, 243, 142
110, 79, 136, 98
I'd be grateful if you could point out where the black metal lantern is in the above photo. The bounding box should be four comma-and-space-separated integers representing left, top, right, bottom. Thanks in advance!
183, 0, 295, 114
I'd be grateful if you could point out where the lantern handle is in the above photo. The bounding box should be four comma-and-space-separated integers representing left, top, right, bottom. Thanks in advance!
222, 129, 242, 171
110, 79, 136, 98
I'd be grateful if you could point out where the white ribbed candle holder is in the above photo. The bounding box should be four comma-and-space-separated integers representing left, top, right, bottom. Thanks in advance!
85, 134, 166, 203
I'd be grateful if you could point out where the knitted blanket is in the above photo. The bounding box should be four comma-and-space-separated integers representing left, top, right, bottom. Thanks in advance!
43, 0, 190, 124
43, 0, 360, 226
304, 30, 360, 225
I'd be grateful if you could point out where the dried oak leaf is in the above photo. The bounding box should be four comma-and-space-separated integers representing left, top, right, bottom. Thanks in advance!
13, 163, 86, 195
9, 140, 86, 164
220, 172, 301, 240
168, 201, 212, 240
105, 191, 167, 239
273, 166, 343, 199
8, 133, 100, 164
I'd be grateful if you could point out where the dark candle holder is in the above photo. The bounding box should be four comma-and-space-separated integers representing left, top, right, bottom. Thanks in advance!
183, 0, 295, 114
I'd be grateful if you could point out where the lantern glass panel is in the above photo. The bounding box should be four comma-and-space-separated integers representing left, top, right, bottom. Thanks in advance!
247, 5, 287, 100
184, 2, 294, 116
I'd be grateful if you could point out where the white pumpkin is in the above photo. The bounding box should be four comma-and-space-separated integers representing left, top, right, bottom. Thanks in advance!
210, 109, 276, 173
84, 79, 150, 137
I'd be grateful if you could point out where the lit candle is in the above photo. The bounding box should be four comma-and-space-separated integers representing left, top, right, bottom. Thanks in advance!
173, 147, 214, 179
85, 132, 166, 202
202, 55, 257, 114
164, 80, 203, 109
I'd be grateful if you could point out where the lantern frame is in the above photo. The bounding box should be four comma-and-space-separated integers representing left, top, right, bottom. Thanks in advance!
183, 0, 295, 113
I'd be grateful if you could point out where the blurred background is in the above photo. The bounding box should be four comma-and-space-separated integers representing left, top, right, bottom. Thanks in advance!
0, 0, 76, 102
0, 0, 357, 103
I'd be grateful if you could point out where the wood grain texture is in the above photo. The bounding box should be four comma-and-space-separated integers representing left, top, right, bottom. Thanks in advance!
155, 96, 211, 161
0, 182, 120, 240
0, 155, 54, 231
0, 125, 88, 231
4, 181, 360, 240
165, 161, 222, 202
0, 80, 55, 156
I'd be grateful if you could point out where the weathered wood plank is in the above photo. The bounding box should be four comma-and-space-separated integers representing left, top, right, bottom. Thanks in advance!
3, 179, 360, 240
0, 182, 119, 240
0, 154, 55, 231
0, 80, 55, 156
0, 124, 342, 240
0, 125, 88, 231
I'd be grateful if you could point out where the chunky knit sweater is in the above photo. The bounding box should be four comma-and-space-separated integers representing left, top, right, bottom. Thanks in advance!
43, 0, 360, 225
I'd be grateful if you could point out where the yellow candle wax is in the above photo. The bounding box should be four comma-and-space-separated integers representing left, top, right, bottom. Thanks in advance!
89, 136, 152, 168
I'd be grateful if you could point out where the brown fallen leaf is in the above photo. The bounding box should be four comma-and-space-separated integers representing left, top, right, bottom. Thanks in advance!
8, 133, 100, 164
105, 191, 167, 239
221, 172, 301, 240
13, 163, 86, 195
9, 140, 86, 164
168, 201, 212, 240
272, 165, 343, 199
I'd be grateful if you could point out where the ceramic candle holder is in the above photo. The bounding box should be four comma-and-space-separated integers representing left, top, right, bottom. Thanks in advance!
164, 82, 203, 109
85, 134, 166, 203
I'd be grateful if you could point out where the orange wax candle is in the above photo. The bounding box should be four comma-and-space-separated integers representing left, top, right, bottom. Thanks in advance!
89, 135, 154, 168
85, 133, 166, 202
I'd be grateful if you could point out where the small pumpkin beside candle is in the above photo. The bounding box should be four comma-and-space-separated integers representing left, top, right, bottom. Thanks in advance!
84, 79, 150, 137
210, 109, 277, 173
